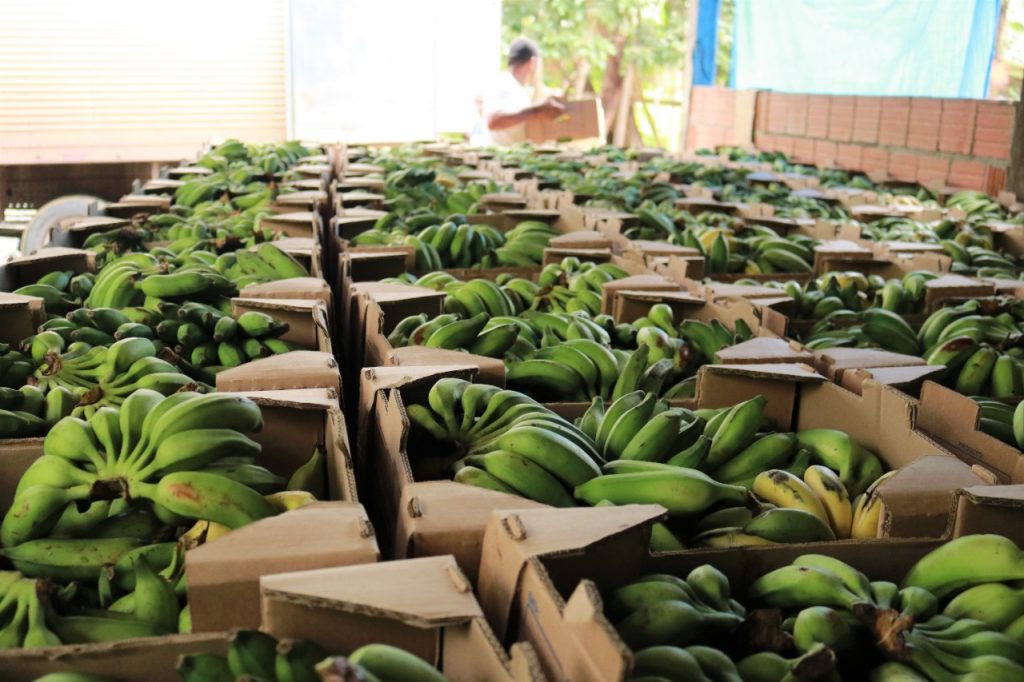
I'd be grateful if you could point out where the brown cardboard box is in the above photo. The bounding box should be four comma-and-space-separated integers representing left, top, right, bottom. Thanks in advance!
258, 211, 323, 239
0, 292, 46, 345
525, 98, 604, 144
0, 388, 375, 668
230, 297, 332, 355
0, 247, 96, 293
916, 380, 1024, 483
261, 555, 544, 682
359, 365, 546, 581
476, 506, 949, 682
0, 632, 229, 682
215, 351, 341, 394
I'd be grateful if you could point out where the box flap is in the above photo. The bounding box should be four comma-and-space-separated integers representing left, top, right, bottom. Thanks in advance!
396, 480, 548, 582
876, 456, 987, 537
215, 351, 340, 392
840, 366, 945, 395
953, 485, 1024, 546
716, 337, 814, 364
188, 502, 378, 631
66, 216, 129, 233
239, 277, 331, 304
262, 554, 480, 626
916, 381, 1024, 483
389, 346, 506, 387
477, 506, 663, 641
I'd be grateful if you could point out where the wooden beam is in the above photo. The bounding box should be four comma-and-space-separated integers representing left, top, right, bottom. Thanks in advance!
677, 0, 702, 153
1010, 96, 1024, 198
612, 64, 637, 147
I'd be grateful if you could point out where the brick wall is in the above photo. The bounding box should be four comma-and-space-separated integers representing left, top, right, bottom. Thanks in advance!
686, 86, 1016, 195
686, 87, 740, 150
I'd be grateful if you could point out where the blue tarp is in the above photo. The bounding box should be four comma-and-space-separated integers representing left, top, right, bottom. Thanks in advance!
693, 0, 721, 86
730, 0, 1000, 98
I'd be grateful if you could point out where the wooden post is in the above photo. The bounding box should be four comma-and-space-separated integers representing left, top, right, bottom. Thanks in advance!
677, 0, 702, 153
612, 64, 636, 147
1009, 95, 1024, 198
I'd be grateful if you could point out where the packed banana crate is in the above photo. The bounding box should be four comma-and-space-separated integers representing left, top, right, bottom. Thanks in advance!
6, 138, 1024, 682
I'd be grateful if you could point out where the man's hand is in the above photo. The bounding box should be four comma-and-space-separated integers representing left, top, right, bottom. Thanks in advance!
536, 98, 566, 120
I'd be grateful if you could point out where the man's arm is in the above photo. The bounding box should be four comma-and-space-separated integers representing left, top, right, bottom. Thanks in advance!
487, 99, 565, 131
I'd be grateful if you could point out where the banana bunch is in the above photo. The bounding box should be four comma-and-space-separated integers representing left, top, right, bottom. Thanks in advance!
604, 566, 745, 652
621, 206, 681, 240
942, 240, 1022, 278
575, 395, 888, 546
0, 342, 34, 389
319, 644, 449, 682
920, 300, 1024, 397
81, 221, 155, 264
18, 334, 195, 418
672, 223, 818, 275
0, 570, 62, 648
507, 330, 695, 402
13, 269, 95, 315
751, 270, 932, 323
150, 301, 296, 374
742, 535, 1024, 681
0, 384, 76, 438
803, 307, 923, 354
352, 219, 509, 270
974, 398, 1024, 449
859, 216, 987, 247
0, 390, 274, 549
694, 465, 893, 548
946, 189, 1007, 222
176, 629, 332, 682
404, 378, 601, 507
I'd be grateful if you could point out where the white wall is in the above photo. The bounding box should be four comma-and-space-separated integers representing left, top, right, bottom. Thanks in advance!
0, 0, 287, 164
287, 0, 502, 142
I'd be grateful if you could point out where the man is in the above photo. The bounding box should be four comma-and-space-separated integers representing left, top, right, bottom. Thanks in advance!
481, 38, 565, 146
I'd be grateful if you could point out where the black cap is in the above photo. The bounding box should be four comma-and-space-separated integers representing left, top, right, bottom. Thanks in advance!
507, 38, 540, 67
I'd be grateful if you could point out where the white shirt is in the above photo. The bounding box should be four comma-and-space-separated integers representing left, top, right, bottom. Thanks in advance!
480, 71, 532, 146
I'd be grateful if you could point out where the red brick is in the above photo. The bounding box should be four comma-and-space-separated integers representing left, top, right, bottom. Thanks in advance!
976, 100, 1014, 120
836, 143, 863, 169
852, 98, 881, 144
774, 135, 796, 155
828, 96, 856, 142
948, 159, 987, 190
861, 148, 889, 174
916, 155, 950, 187
939, 124, 972, 154
974, 125, 1012, 144
767, 93, 789, 134
806, 114, 829, 138
882, 96, 912, 111
887, 152, 918, 182
973, 140, 1010, 160
910, 97, 942, 114
784, 94, 809, 136
814, 140, 838, 166
878, 106, 909, 146
793, 137, 816, 162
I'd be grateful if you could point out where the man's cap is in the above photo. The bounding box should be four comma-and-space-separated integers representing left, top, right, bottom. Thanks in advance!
508, 38, 540, 67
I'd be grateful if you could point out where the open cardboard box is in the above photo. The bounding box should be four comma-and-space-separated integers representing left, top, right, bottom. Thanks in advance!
261, 554, 544, 682
230, 296, 332, 356
916, 380, 1024, 483
258, 211, 323, 240
360, 364, 547, 580
0, 388, 375, 668
476, 505, 954, 682
359, 361, 983, 583
215, 350, 340, 394
1, 632, 229, 682
0, 292, 46, 346
0, 247, 96, 292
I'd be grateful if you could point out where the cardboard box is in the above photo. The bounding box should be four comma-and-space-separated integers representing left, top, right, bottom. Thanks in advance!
230, 297, 332, 355
0, 247, 96, 293
1, 632, 229, 682
916, 380, 1024, 483
477, 506, 950, 682
525, 98, 604, 144
258, 211, 323, 240
261, 555, 544, 682
360, 364, 547, 581
0, 387, 375, 666
0, 292, 46, 345
215, 351, 341, 394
